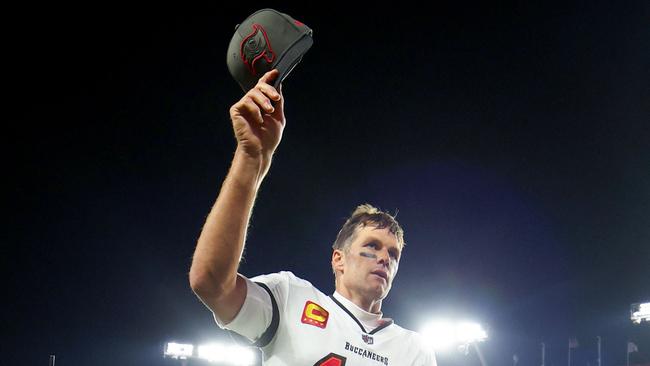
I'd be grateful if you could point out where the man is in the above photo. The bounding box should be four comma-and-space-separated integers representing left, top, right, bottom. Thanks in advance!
189, 70, 436, 365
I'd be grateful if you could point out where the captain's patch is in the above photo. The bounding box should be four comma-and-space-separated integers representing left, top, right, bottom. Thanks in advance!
301, 300, 329, 328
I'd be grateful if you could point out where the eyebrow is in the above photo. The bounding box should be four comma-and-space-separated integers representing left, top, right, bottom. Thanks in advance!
363, 236, 401, 254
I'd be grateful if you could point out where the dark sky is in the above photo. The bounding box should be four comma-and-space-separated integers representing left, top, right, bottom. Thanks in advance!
5, 2, 649, 366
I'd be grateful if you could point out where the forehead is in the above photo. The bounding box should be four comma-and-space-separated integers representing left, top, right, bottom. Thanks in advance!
351, 225, 402, 250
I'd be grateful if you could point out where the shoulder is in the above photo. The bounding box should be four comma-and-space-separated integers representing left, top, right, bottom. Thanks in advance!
248, 271, 324, 304
384, 324, 436, 365
387, 323, 420, 338
250, 271, 316, 288
394, 325, 437, 365
387, 323, 432, 353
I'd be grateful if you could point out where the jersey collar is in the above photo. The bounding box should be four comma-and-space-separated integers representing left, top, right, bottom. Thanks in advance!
330, 292, 393, 334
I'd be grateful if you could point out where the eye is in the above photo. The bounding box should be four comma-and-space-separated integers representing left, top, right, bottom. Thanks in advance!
366, 242, 378, 249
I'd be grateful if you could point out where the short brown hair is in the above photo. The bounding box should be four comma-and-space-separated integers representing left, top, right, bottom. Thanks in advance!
332, 204, 405, 252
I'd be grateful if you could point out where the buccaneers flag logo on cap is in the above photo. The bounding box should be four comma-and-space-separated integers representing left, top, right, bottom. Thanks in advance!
240, 24, 276, 76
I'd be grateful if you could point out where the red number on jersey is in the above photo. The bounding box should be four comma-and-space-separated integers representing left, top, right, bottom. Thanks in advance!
314, 352, 346, 366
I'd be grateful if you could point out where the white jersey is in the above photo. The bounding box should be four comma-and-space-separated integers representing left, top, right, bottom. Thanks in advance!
216, 271, 436, 366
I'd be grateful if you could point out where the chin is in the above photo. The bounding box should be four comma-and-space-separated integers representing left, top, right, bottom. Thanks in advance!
368, 285, 390, 300
380, 284, 393, 299
380, 289, 391, 300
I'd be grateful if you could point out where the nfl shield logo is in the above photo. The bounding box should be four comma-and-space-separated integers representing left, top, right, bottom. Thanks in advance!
362, 334, 374, 344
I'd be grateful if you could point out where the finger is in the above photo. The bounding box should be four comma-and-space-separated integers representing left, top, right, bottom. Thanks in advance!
258, 69, 280, 85
237, 97, 264, 125
257, 70, 281, 101
257, 82, 281, 102
247, 89, 275, 114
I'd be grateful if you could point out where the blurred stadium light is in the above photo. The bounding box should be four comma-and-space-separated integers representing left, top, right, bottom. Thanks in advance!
631, 302, 650, 324
165, 342, 194, 359
164, 342, 256, 365
419, 319, 488, 352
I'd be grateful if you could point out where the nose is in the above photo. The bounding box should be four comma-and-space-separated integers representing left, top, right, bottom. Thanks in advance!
377, 249, 390, 266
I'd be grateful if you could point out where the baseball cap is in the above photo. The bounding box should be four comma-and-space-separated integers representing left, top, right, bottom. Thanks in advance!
226, 8, 313, 92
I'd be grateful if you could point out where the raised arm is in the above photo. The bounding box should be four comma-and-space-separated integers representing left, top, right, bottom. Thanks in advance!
189, 70, 285, 323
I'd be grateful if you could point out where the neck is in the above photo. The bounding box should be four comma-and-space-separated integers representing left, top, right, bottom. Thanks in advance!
335, 285, 382, 313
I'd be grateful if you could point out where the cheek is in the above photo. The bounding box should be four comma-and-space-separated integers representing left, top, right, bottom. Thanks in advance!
390, 261, 399, 274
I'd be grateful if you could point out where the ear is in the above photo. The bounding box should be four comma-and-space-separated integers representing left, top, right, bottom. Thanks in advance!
331, 249, 345, 275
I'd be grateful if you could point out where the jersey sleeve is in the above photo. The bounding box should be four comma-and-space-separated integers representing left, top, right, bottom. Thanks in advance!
422, 349, 438, 366
213, 272, 290, 345
412, 332, 437, 366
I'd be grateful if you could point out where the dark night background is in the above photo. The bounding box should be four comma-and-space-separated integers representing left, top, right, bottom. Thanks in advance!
5, 2, 649, 366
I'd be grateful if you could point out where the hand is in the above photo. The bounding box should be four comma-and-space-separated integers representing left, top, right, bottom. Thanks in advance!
229, 70, 285, 160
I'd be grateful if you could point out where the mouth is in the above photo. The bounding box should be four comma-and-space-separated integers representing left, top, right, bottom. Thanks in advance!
371, 270, 388, 282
